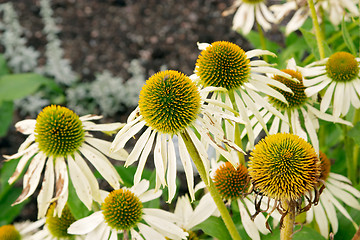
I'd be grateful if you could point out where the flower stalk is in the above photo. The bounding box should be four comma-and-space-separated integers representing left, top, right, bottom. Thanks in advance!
256, 21, 268, 62
307, 0, 325, 59
280, 201, 296, 240
180, 131, 242, 240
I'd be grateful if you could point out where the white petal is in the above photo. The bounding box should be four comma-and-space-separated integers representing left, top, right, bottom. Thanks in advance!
327, 182, 360, 209
68, 211, 104, 234
320, 81, 336, 112
18, 134, 36, 152
143, 214, 188, 239
242, 4, 255, 34
302, 108, 319, 154
83, 122, 124, 132
138, 189, 162, 203
327, 178, 360, 198
186, 193, 216, 229
143, 208, 180, 223
134, 131, 156, 185
54, 157, 69, 216
305, 78, 331, 96
13, 152, 46, 205
329, 172, 353, 184
7, 144, 38, 184
68, 155, 93, 209
79, 114, 103, 121
197, 42, 210, 50
307, 104, 352, 126
132, 179, 150, 197
166, 137, 177, 203
37, 156, 55, 218
111, 118, 145, 152
85, 137, 128, 161
333, 82, 345, 117
178, 135, 195, 201
80, 144, 121, 189
246, 49, 277, 59
15, 119, 36, 135
255, 4, 271, 31
137, 222, 166, 240
130, 228, 144, 240
320, 193, 338, 233
126, 128, 152, 167
313, 202, 329, 238
238, 199, 260, 240
243, 198, 269, 234
154, 133, 166, 187
74, 152, 101, 203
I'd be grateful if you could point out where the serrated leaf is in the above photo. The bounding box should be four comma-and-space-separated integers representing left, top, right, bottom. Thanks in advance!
0, 101, 14, 137
0, 73, 52, 101
193, 216, 232, 240
342, 18, 357, 55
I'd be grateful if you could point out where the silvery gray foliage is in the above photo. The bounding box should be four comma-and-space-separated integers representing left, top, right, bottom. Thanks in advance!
39, 0, 77, 85
15, 93, 50, 117
0, 3, 40, 73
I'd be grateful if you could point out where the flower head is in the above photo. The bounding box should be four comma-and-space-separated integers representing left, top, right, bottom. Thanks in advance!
139, 70, 201, 134
303, 52, 360, 117
3, 105, 128, 217
249, 133, 320, 202
68, 180, 188, 240
194, 41, 292, 149
111, 70, 244, 202
0, 220, 45, 240
0, 225, 21, 240
46, 204, 76, 239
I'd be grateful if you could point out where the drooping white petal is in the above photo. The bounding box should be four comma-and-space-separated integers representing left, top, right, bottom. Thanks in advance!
326, 183, 360, 209
307, 104, 352, 126
243, 198, 269, 235
111, 118, 145, 152
85, 137, 128, 161
144, 208, 180, 223
126, 128, 152, 167
7, 144, 38, 184
238, 199, 260, 240
313, 202, 329, 238
13, 152, 46, 205
68, 155, 93, 209
320, 193, 338, 234
320, 81, 336, 112
54, 157, 69, 216
305, 78, 332, 97
178, 135, 195, 201
185, 193, 216, 230
79, 114, 103, 122
154, 133, 166, 187
37, 156, 55, 218
83, 122, 124, 132
18, 134, 36, 152
166, 137, 177, 203
246, 49, 277, 59
329, 172, 353, 184
132, 179, 150, 197
68, 211, 104, 235
138, 189, 162, 203
143, 214, 188, 239
255, 3, 271, 31
137, 222, 166, 240
333, 82, 345, 117
74, 152, 101, 203
197, 42, 210, 50
80, 144, 121, 189
15, 119, 36, 135
302, 108, 319, 154
134, 131, 156, 185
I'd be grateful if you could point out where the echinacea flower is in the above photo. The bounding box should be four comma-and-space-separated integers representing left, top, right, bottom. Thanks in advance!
68, 180, 188, 240
3, 105, 128, 218
223, 0, 276, 35
212, 160, 271, 240
0, 219, 45, 240
270, 0, 359, 35
305, 151, 360, 238
193, 41, 292, 149
248, 58, 351, 154
303, 51, 360, 117
110, 70, 244, 202
248, 133, 321, 221
27, 204, 83, 240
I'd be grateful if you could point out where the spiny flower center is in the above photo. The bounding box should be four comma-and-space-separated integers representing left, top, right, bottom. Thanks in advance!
0, 225, 21, 240
326, 52, 359, 82
318, 151, 331, 182
269, 69, 307, 110
46, 204, 76, 239
248, 133, 320, 202
139, 70, 201, 134
213, 162, 250, 200
35, 105, 85, 157
102, 189, 143, 231
241, 0, 265, 3
195, 41, 250, 90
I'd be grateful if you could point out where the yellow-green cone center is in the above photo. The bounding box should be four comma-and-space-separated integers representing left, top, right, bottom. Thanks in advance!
34, 105, 85, 157
0, 225, 21, 240
139, 70, 201, 134
326, 52, 359, 82
248, 133, 320, 202
102, 189, 143, 231
46, 204, 76, 239
195, 41, 250, 90
319, 151, 331, 182
269, 69, 307, 110
241, 0, 265, 3
214, 162, 250, 200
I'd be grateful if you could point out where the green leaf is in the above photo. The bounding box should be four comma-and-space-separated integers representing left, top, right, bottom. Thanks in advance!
0, 188, 29, 225
0, 101, 14, 137
0, 73, 52, 102
193, 216, 232, 240
244, 31, 280, 54
342, 18, 357, 55
300, 28, 332, 60
263, 226, 326, 240
0, 54, 10, 77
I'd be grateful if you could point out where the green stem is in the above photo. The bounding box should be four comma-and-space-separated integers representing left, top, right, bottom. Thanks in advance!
287, 109, 293, 134
280, 201, 296, 240
180, 131, 242, 240
307, 0, 325, 59
228, 90, 246, 165
352, 109, 360, 184
343, 124, 356, 183
256, 21, 268, 62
